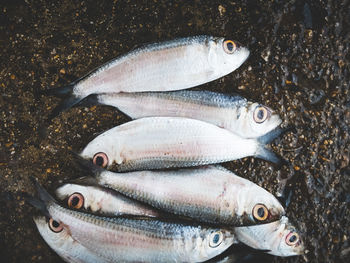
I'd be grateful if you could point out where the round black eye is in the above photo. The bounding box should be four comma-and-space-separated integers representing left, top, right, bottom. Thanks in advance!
253, 106, 270, 123
49, 218, 63, 233
67, 192, 84, 209
223, 40, 237, 54
52, 220, 59, 228
286, 232, 300, 246
93, 152, 109, 168
209, 231, 223, 247
289, 235, 297, 243
213, 233, 220, 243
252, 204, 269, 221
257, 207, 265, 218
96, 156, 104, 166
72, 196, 79, 206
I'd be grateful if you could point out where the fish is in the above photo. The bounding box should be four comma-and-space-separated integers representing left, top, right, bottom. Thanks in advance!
233, 216, 304, 257
78, 90, 281, 139
75, 164, 285, 226
55, 183, 160, 217
30, 183, 238, 263
80, 117, 283, 171
44, 36, 249, 119
33, 216, 107, 263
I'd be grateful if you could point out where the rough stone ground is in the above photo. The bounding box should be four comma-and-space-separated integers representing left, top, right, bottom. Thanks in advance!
0, 0, 349, 262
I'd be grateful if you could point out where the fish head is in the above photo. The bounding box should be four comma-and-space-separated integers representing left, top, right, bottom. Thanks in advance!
56, 184, 107, 213
234, 216, 305, 257
80, 131, 118, 169
235, 102, 282, 139
198, 228, 238, 261
208, 37, 250, 75
33, 216, 71, 252
236, 182, 285, 225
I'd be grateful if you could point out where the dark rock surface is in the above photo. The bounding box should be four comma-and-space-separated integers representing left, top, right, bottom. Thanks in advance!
0, 0, 349, 262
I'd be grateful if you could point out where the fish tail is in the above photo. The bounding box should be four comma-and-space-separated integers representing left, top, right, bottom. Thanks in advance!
75, 94, 101, 108
70, 151, 104, 179
255, 147, 283, 165
27, 196, 51, 218
27, 179, 55, 217
40, 83, 83, 120
42, 83, 75, 97
257, 127, 286, 145
256, 127, 288, 165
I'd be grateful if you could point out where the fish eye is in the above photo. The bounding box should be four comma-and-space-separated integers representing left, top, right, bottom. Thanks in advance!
67, 192, 84, 209
49, 218, 63, 233
286, 232, 300, 246
93, 152, 109, 168
223, 39, 237, 54
252, 204, 269, 221
209, 231, 223, 247
253, 106, 270, 123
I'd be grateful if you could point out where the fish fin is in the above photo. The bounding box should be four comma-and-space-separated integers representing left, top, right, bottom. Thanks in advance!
70, 176, 99, 186
27, 196, 51, 218
255, 147, 287, 166
74, 94, 101, 108
42, 83, 75, 97
257, 127, 286, 145
70, 151, 105, 176
255, 127, 289, 166
40, 83, 82, 120
48, 95, 82, 120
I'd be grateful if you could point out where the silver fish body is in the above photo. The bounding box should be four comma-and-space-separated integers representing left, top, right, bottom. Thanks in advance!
33, 216, 107, 263
90, 90, 281, 139
80, 117, 281, 171
234, 216, 304, 257
34, 185, 237, 263
84, 165, 284, 226
52, 181, 303, 257
47, 36, 249, 118
55, 183, 159, 217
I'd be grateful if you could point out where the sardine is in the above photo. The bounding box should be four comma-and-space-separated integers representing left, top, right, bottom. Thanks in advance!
33, 216, 107, 263
76, 165, 284, 226
79, 90, 281, 139
80, 117, 283, 171
234, 216, 304, 257
55, 183, 160, 217
45, 36, 249, 118
53, 178, 302, 257
31, 184, 238, 263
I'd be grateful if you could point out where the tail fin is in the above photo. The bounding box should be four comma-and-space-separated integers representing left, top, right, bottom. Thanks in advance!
42, 84, 75, 97
70, 151, 105, 177
75, 94, 101, 108
41, 84, 82, 120
27, 179, 56, 217
255, 127, 289, 166
257, 127, 286, 145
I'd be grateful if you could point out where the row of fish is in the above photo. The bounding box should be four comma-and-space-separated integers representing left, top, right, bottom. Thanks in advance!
32, 35, 304, 262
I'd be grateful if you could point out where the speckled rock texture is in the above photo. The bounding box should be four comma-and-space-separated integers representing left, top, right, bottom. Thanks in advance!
0, 0, 349, 262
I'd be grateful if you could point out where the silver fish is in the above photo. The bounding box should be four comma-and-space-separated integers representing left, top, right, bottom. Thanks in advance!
45, 36, 249, 118
55, 183, 159, 217
55, 179, 303, 257
80, 90, 281, 139
80, 117, 282, 171
78, 165, 284, 226
32, 184, 238, 263
234, 216, 304, 257
33, 216, 107, 263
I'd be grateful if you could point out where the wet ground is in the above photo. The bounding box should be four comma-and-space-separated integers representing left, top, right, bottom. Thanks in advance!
0, 0, 349, 262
